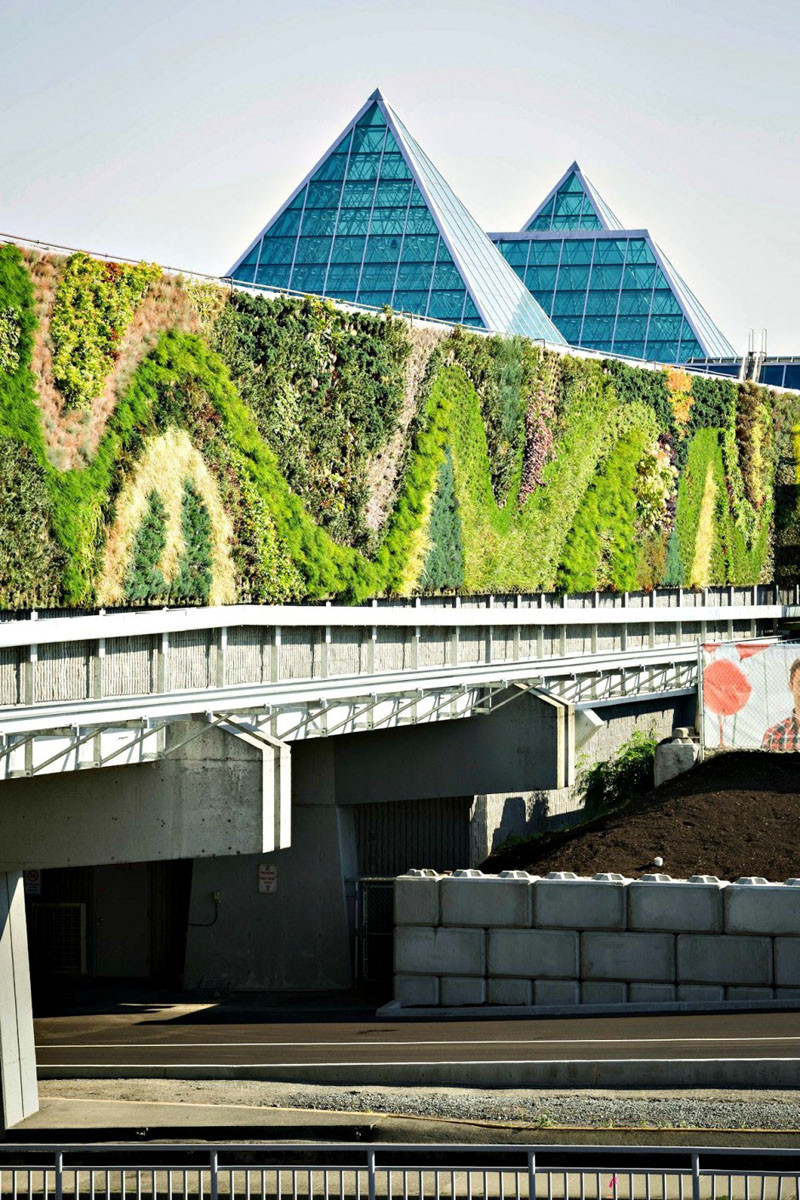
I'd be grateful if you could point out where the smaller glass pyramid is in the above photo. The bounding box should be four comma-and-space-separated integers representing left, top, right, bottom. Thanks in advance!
523, 162, 623, 232
489, 163, 735, 363
228, 91, 565, 343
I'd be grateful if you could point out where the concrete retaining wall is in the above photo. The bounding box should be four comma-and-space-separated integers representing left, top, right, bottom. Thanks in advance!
393, 870, 800, 1008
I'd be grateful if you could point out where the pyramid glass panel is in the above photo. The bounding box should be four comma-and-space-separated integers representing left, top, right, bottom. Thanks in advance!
490, 227, 735, 363
229, 91, 564, 342
523, 164, 623, 233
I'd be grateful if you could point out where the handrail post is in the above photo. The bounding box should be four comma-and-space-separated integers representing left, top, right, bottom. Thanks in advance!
210, 1149, 219, 1200
527, 1151, 536, 1200
691, 1153, 700, 1200
368, 1148, 376, 1200
55, 1151, 63, 1200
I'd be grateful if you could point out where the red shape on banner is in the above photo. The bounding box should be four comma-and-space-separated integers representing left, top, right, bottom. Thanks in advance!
736, 642, 770, 660
702, 643, 721, 654
704, 658, 752, 715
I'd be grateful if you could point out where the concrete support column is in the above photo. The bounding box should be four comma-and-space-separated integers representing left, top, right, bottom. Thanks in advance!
0, 871, 38, 1130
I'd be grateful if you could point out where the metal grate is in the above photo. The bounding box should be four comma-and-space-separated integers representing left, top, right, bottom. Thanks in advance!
27, 902, 86, 974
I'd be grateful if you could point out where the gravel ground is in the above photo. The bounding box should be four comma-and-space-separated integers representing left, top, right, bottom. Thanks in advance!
38, 1080, 800, 1131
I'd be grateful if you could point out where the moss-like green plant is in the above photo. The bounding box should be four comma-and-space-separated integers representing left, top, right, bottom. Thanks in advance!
420, 448, 464, 591
124, 490, 168, 602
0, 305, 21, 373
172, 479, 213, 604
214, 292, 410, 549
0, 439, 65, 607
558, 429, 651, 592
50, 252, 160, 409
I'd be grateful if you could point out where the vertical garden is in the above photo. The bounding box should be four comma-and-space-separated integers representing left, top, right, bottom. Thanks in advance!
0, 243, 796, 610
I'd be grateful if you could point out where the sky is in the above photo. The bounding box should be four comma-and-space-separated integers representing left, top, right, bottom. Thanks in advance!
1, 0, 798, 353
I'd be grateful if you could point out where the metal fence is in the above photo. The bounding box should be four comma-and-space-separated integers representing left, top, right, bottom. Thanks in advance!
0, 1146, 798, 1200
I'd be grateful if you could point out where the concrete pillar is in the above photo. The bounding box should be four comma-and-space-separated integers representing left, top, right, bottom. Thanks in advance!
0, 871, 38, 1130
183, 741, 355, 990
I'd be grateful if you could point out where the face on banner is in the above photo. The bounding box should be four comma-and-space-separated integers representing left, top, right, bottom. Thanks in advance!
702, 642, 800, 751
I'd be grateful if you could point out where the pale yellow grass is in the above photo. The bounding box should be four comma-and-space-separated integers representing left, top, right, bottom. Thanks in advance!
689, 461, 717, 588
98, 428, 236, 605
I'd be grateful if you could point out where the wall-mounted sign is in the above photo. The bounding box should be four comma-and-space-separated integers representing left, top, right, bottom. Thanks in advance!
258, 862, 277, 894
23, 869, 42, 895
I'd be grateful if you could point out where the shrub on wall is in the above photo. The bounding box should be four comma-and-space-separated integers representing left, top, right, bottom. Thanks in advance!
420, 448, 464, 591
214, 293, 410, 549
0, 439, 65, 608
49, 253, 160, 410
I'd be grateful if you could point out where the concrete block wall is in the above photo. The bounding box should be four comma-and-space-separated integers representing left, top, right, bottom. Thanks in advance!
393, 870, 800, 1009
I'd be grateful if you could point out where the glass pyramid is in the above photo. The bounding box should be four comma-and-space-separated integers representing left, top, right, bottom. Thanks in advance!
228, 91, 565, 343
523, 162, 624, 233
489, 164, 735, 363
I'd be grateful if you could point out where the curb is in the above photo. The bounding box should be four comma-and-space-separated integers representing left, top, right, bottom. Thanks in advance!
37, 1059, 800, 1090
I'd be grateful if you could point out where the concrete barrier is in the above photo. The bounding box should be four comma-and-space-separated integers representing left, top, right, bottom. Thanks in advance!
628, 875, 724, 932
440, 870, 534, 927
581, 931, 674, 981
488, 928, 578, 978
535, 874, 628, 929
393, 869, 800, 1012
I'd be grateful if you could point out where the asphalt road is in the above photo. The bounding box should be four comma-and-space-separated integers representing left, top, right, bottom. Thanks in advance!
34, 1004, 800, 1069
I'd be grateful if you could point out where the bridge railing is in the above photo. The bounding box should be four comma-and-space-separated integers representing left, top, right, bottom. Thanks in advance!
0, 1144, 797, 1199
0, 586, 788, 710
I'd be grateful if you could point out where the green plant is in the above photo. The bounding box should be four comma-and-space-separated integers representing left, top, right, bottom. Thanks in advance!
123, 489, 168, 602
578, 728, 659, 816
49, 253, 160, 409
420, 447, 464, 590
0, 439, 65, 607
172, 479, 213, 603
214, 292, 410, 549
0, 305, 21, 373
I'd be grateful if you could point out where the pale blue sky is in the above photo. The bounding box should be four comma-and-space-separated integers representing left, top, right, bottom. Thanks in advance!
1, 0, 798, 352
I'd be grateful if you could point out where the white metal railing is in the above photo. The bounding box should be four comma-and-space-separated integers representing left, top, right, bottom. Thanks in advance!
0, 1145, 798, 1200
0, 586, 789, 649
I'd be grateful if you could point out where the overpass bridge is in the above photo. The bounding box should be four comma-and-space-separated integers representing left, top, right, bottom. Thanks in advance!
0, 584, 786, 779
0, 584, 795, 1129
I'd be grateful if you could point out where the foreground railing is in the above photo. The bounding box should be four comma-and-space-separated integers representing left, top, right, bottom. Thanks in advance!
0, 1146, 798, 1200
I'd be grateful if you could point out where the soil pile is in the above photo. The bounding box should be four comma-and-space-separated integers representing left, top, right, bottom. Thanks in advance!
484, 751, 800, 882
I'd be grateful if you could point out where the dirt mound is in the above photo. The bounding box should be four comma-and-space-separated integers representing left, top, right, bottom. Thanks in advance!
484, 751, 800, 882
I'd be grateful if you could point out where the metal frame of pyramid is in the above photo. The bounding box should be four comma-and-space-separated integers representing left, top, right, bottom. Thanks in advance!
228, 90, 565, 344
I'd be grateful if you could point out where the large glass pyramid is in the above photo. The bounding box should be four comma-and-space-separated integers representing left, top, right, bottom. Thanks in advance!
489, 163, 735, 363
228, 91, 564, 343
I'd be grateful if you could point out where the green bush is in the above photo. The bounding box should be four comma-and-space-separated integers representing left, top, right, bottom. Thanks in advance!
50, 253, 160, 409
124, 491, 168, 603
578, 728, 658, 817
420, 448, 464, 590
173, 480, 213, 604
214, 293, 409, 549
0, 439, 65, 607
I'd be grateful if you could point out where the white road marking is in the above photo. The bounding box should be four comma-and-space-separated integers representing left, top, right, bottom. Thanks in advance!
39, 1035, 800, 1049
37, 1057, 800, 1069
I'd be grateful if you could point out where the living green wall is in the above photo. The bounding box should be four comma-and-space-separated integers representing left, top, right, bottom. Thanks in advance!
0, 242, 796, 609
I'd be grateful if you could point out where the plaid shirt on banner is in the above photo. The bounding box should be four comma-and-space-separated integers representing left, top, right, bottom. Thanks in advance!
761, 713, 800, 751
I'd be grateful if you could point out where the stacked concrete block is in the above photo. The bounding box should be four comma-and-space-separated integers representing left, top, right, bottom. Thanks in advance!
535, 872, 628, 930
628, 875, 725, 932
440, 869, 534, 927
392, 868, 800, 1011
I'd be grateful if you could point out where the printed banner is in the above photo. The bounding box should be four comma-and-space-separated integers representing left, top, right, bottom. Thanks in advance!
702, 641, 800, 752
